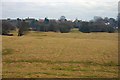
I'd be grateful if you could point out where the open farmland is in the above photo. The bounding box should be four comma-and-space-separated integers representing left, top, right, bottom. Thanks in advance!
2, 30, 118, 78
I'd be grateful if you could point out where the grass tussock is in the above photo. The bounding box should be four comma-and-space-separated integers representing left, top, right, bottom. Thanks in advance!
2, 48, 14, 55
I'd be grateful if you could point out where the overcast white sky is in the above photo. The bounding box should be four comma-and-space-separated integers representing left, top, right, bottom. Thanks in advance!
1, 0, 119, 21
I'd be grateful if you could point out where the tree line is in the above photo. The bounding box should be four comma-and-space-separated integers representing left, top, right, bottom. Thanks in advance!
1, 16, 118, 36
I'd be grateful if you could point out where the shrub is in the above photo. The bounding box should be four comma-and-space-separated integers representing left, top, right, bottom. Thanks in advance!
59, 22, 72, 33
107, 26, 115, 33
18, 20, 30, 36
48, 22, 59, 32
2, 20, 15, 35
38, 23, 49, 32
79, 22, 90, 33
79, 21, 115, 33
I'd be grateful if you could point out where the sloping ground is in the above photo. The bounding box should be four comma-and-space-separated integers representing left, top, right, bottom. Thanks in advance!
2, 31, 118, 78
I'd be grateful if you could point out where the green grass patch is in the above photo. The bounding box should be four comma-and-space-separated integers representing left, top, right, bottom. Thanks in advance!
2, 48, 14, 55
84, 75, 97, 78
104, 61, 118, 66
71, 28, 80, 33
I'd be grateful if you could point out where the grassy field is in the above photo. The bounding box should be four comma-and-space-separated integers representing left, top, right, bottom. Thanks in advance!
2, 29, 118, 78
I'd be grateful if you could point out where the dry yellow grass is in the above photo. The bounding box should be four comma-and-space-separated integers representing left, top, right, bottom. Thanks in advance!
2, 30, 118, 78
